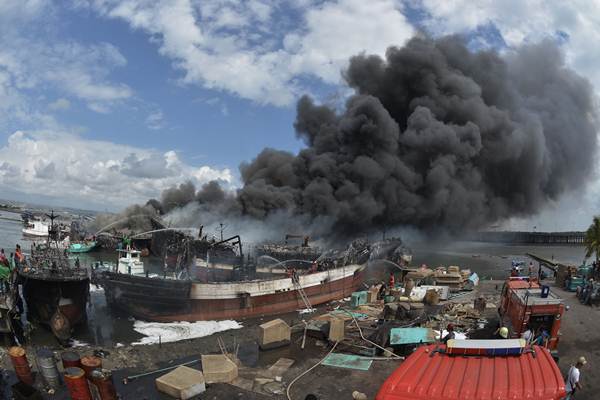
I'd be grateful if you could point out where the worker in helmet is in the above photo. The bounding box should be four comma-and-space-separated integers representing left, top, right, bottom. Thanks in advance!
565, 356, 586, 399
442, 324, 455, 344
495, 326, 509, 339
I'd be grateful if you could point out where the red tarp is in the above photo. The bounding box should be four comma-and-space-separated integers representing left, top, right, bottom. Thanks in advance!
376, 345, 565, 400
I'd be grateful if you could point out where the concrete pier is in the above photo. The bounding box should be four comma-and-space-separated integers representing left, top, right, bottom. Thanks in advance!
470, 231, 585, 245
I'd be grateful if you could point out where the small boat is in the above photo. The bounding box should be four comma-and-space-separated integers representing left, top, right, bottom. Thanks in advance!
22, 220, 50, 237
67, 241, 97, 254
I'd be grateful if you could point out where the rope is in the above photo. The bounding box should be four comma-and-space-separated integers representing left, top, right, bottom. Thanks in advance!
341, 308, 405, 359
286, 341, 338, 400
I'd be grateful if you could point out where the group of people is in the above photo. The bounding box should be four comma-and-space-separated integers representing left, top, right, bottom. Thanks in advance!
576, 278, 597, 305
0, 245, 23, 268
510, 261, 549, 280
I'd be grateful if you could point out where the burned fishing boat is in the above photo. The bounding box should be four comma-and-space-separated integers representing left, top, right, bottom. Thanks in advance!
255, 234, 322, 268
94, 236, 373, 322
15, 212, 89, 341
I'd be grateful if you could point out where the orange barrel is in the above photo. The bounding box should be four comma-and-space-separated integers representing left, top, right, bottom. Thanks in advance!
90, 369, 118, 400
64, 367, 92, 400
36, 348, 60, 388
80, 356, 102, 378
61, 351, 82, 369
9, 346, 34, 385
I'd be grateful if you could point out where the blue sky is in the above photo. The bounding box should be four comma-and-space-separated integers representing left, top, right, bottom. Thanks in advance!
1, 0, 600, 229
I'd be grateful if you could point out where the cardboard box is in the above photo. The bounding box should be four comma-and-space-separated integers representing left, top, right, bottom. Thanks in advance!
259, 319, 291, 349
155, 366, 205, 399
201, 355, 238, 384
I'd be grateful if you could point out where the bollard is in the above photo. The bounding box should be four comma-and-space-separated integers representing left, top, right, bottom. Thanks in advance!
61, 351, 82, 369
90, 369, 118, 400
9, 346, 34, 385
36, 348, 60, 388
64, 367, 92, 400
80, 356, 102, 379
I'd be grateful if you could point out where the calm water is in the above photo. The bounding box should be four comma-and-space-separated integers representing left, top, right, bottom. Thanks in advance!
0, 210, 588, 346
410, 240, 586, 280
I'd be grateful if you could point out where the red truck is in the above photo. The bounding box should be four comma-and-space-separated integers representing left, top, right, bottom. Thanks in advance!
499, 277, 565, 354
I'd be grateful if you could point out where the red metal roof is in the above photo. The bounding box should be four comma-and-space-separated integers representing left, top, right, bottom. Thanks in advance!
376, 345, 565, 400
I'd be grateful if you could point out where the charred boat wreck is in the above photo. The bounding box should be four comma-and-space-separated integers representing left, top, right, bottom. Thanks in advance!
94, 237, 372, 322
254, 234, 322, 269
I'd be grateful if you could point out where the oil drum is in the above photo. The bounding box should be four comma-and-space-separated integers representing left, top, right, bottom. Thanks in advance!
9, 346, 34, 385
90, 369, 118, 400
61, 351, 82, 369
64, 367, 92, 400
36, 348, 60, 388
80, 355, 102, 378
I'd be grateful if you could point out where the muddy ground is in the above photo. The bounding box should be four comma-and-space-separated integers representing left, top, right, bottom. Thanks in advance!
1, 276, 596, 399
0, 302, 403, 400
550, 283, 599, 400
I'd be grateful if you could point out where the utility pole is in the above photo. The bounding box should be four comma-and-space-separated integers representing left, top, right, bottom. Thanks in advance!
217, 223, 227, 241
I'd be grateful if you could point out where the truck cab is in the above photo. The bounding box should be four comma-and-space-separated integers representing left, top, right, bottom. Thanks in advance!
499, 277, 564, 354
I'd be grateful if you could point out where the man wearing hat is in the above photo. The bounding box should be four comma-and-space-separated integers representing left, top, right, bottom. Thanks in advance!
565, 356, 587, 399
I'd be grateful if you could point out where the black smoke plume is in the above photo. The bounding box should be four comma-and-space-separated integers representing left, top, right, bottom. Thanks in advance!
146, 36, 600, 237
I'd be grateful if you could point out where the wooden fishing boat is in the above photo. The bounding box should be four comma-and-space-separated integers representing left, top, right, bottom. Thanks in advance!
94, 236, 373, 322
15, 212, 89, 341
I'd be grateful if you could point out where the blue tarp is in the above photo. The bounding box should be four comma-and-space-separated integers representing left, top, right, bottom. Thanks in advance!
389, 327, 435, 346
322, 353, 373, 371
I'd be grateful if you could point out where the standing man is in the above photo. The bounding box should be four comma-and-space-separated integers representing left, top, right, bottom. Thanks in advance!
565, 357, 586, 399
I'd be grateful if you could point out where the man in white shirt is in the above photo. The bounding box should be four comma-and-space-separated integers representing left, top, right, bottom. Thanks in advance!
521, 325, 533, 344
565, 357, 586, 399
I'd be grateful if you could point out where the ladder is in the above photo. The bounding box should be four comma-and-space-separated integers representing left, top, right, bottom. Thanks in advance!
292, 273, 313, 312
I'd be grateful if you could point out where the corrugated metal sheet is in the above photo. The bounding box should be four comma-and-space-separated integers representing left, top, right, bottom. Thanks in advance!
376, 345, 565, 400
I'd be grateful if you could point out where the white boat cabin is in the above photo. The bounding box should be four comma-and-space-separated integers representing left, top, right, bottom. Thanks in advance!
22, 220, 50, 237
117, 248, 145, 275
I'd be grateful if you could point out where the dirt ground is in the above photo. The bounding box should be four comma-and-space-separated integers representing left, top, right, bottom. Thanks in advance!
0, 306, 403, 399
549, 284, 599, 400
1, 278, 595, 399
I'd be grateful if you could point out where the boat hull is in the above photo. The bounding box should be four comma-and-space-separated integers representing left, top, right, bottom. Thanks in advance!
22, 230, 49, 237
67, 242, 97, 253
98, 265, 365, 322
18, 275, 89, 339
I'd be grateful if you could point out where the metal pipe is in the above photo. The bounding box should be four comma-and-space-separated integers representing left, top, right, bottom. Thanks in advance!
123, 359, 200, 383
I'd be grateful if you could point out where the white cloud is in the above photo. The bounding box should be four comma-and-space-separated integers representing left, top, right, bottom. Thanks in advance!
83, 0, 414, 106
0, 130, 233, 210
145, 110, 164, 130
0, 3, 132, 121
48, 98, 71, 111
286, 0, 414, 83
